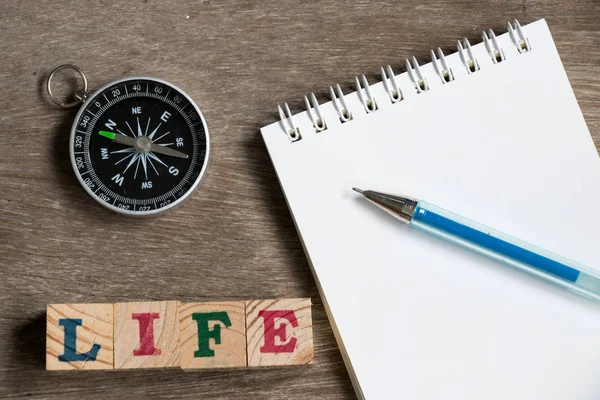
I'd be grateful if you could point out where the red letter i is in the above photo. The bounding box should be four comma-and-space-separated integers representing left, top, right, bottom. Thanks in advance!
132, 313, 162, 356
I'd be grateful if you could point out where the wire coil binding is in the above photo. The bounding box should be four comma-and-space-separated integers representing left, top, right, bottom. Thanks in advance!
482, 29, 505, 64
430, 48, 454, 84
277, 19, 531, 142
380, 65, 403, 102
355, 75, 378, 113
406, 57, 429, 93
329, 84, 352, 123
278, 103, 301, 142
507, 19, 531, 53
304, 93, 327, 132
457, 38, 480, 74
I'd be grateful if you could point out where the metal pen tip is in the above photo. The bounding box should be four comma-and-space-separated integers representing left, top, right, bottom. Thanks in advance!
352, 187, 365, 194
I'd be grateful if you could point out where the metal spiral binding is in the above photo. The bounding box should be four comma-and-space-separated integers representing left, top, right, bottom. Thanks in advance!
304, 93, 327, 132
482, 29, 505, 63
457, 38, 480, 74
430, 48, 454, 84
329, 84, 352, 123
380, 65, 403, 102
405, 57, 429, 93
278, 103, 301, 142
355, 75, 378, 113
277, 19, 531, 142
507, 19, 531, 53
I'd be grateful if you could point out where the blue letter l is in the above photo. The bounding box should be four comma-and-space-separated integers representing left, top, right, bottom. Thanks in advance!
58, 319, 101, 362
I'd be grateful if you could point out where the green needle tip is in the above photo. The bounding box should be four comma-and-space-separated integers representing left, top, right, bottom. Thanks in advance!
98, 130, 115, 140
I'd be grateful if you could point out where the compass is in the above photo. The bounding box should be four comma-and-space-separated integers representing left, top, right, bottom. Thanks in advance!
47, 65, 210, 217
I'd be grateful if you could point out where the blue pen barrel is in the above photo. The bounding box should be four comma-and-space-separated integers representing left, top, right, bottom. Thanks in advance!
410, 201, 600, 301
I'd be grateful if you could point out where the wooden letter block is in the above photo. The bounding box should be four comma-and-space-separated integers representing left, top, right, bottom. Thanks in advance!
245, 298, 314, 367
179, 301, 247, 370
46, 303, 114, 370
114, 301, 180, 369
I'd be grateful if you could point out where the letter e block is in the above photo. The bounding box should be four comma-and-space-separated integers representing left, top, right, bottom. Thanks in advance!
179, 301, 246, 370
245, 298, 314, 367
114, 301, 180, 369
46, 303, 114, 370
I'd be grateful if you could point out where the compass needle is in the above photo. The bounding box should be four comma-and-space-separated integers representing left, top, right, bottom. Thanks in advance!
99, 130, 137, 147
149, 143, 188, 159
69, 77, 209, 216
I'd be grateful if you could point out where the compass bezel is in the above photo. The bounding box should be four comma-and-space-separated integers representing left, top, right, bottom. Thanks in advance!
68, 76, 210, 217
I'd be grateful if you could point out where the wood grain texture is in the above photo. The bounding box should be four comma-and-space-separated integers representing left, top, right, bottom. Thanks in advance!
179, 301, 247, 370
114, 301, 180, 369
46, 303, 113, 370
0, 0, 598, 398
246, 298, 314, 367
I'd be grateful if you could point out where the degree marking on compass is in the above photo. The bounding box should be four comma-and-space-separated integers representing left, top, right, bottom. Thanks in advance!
86, 109, 97, 117
124, 85, 128, 95
103, 93, 109, 102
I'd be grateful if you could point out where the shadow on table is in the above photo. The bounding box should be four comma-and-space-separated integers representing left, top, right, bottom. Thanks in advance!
12, 312, 46, 370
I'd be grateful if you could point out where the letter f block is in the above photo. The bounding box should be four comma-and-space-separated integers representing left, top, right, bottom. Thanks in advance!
179, 301, 247, 370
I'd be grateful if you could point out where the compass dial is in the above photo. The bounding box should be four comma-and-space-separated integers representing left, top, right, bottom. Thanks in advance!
69, 77, 209, 216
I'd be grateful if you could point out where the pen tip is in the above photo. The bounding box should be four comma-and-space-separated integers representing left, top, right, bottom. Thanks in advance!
352, 187, 365, 194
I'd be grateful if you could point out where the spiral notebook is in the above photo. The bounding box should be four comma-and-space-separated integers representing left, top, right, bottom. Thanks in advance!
260, 19, 600, 399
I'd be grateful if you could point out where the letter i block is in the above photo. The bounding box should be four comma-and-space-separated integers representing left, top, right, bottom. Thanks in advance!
114, 301, 180, 369
179, 301, 247, 370
46, 303, 114, 370
245, 298, 314, 367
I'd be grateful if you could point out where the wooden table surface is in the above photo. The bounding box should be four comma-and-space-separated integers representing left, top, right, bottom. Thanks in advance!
1, 1, 598, 399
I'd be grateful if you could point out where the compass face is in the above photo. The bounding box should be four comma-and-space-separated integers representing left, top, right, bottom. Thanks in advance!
69, 77, 209, 216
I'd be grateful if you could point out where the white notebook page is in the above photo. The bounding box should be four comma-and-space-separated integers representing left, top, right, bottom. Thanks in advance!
261, 19, 600, 399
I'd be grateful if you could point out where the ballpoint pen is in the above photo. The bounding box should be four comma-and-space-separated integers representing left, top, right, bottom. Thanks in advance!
353, 188, 600, 301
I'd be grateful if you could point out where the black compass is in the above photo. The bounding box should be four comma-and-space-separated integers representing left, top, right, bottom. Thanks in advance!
56, 70, 210, 217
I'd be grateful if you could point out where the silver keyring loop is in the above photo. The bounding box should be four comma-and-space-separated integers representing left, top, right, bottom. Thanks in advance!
46, 64, 88, 108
